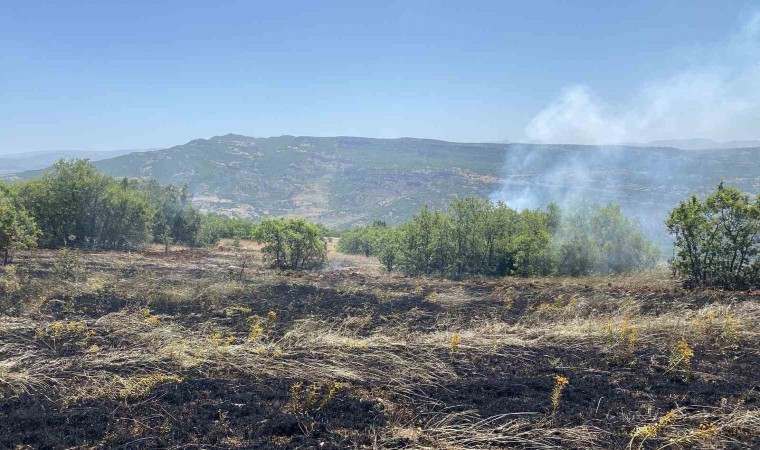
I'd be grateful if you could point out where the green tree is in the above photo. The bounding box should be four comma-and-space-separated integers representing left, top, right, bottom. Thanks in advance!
95, 184, 155, 249
449, 197, 490, 277
510, 209, 555, 276
667, 183, 759, 288
483, 202, 517, 275
153, 210, 172, 253
0, 186, 40, 264
377, 228, 401, 272
172, 206, 203, 246
333, 197, 661, 279
590, 204, 658, 274
19, 159, 109, 247
17, 159, 155, 249
398, 206, 454, 276
555, 203, 658, 276
254, 218, 327, 270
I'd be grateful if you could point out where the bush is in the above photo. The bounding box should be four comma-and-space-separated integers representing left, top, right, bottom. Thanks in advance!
53, 248, 86, 282
337, 222, 392, 258
254, 218, 327, 270
667, 182, 759, 289
0, 186, 40, 264
555, 204, 659, 275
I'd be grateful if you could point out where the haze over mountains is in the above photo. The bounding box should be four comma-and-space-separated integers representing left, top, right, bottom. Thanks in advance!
498, 138, 760, 150
0, 148, 157, 174
630, 138, 760, 150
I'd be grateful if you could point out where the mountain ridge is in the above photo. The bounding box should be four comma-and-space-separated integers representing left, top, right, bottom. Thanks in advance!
4, 135, 759, 242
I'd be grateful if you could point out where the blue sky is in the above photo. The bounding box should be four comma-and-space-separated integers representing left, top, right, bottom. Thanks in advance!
1, 1, 758, 152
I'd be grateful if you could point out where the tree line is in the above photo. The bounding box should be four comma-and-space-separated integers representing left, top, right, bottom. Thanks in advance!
2, 160, 756, 289
0, 159, 325, 270
340, 184, 759, 288
0, 159, 250, 259
339, 197, 660, 278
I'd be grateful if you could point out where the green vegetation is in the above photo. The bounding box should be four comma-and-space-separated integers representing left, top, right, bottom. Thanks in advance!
0, 160, 758, 448
338, 221, 401, 272
6, 135, 755, 245
555, 203, 660, 276
667, 182, 759, 289
338, 197, 659, 278
5, 159, 757, 291
337, 221, 391, 257
0, 186, 40, 264
254, 217, 327, 270
1, 159, 253, 252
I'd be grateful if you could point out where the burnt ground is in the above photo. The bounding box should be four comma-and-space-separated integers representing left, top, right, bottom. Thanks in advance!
0, 246, 758, 449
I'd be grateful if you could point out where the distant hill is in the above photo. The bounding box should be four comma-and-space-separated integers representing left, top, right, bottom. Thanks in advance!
629, 138, 760, 150
0, 148, 158, 174
6, 135, 759, 247
91, 134, 509, 226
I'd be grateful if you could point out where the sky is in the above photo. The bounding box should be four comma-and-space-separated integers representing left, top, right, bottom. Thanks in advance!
1, 0, 759, 153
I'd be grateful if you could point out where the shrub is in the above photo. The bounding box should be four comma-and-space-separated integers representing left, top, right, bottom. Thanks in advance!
117, 374, 183, 400
254, 218, 327, 270
287, 381, 341, 435
53, 248, 86, 282
667, 338, 694, 381
555, 204, 659, 275
11, 159, 255, 251
0, 186, 39, 264
34, 321, 94, 354
667, 183, 759, 289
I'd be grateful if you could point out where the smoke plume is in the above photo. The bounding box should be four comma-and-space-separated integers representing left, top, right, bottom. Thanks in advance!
525, 12, 760, 145
490, 12, 760, 249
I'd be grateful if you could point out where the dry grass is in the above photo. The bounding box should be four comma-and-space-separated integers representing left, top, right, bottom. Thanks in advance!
0, 247, 757, 449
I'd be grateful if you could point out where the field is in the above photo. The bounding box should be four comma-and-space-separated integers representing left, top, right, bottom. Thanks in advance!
0, 242, 758, 449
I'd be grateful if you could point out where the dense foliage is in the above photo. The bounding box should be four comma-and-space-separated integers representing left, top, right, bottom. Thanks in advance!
667, 183, 759, 289
3, 159, 249, 251
0, 186, 40, 264
554, 204, 660, 276
253, 217, 327, 270
338, 197, 659, 278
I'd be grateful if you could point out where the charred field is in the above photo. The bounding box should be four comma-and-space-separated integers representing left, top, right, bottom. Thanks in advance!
0, 243, 758, 449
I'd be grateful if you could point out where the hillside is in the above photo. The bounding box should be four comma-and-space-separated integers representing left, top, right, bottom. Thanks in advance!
88, 134, 507, 226
7, 134, 759, 234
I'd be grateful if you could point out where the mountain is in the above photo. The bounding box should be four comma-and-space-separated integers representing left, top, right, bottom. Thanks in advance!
0, 148, 158, 174
92, 134, 508, 226
631, 138, 760, 150
5, 135, 759, 244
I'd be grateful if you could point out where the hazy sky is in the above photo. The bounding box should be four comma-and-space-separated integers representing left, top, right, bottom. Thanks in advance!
1, 1, 759, 153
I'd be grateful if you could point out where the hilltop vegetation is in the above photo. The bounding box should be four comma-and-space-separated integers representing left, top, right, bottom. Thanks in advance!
7, 135, 758, 239
668, 183, 760, 289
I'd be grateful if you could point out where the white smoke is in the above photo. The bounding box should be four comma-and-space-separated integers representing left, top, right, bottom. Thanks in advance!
490, 12, 760, 249
525, 12, 760, 144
